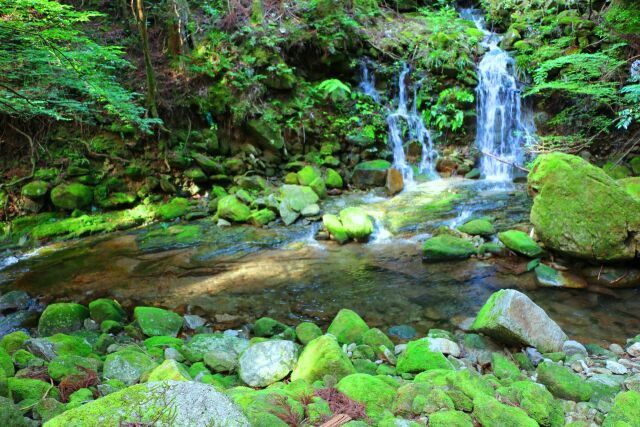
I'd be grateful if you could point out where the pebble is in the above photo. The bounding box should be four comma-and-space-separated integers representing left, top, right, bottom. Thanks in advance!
627, 342, 640, 358
217, 219, 231, 227
609, 343, 625, 354
564, 340, 588, 358
606, 360, 628, 375
571, 360, 586, 373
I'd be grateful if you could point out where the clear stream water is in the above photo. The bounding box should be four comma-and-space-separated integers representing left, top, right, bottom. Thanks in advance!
1, 179, 638, 345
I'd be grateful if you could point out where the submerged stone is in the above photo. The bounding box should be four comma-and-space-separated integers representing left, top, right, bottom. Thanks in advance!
45, 381, 250, 426
422, 234, 476, 262
534, 264, 587, 289
471, 289, 567, 352
528, 153, 640, 262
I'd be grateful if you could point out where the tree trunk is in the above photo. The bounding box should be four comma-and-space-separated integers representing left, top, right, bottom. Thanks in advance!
132, 0, 159, 118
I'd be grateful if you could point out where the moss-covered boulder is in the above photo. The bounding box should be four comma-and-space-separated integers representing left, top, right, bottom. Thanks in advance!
457, 219, 495, 236
498, 230, 543, 258
147, 359, 191, 382
472, 394, 538, 427
296, 166, 321, 186
278, 184, 319, 225
134, 306, 183, 337
336, 374, 397, 420
253, 317, 292, 338
527, 153, 640, 262
362, 328, 394, 353
619, 176, 640, 201
471, 289, 567, 352
217, 195, 251, 223
1, 331, 29, 354
396, 338, 453, 374
38, 303, 89, 336
103, 349, 158, 385
322, 214, 350, 244
48, 355, 100, 381
422, 234, 476, 262
339, 207, 374, 240
290, 335, 355, 383
325, 168, 343, 188
327, 309, 369, 345
352, 160, 391, 188
156, 197, 190, 220
45, 381, 250, 426
491, 352, 522, 380
89, 298, 126, 324
429, 410, 474, 427
497, 380, 564, 427
250, 208, 276, 226
295, 322, 322, 345
247, 118, 284, 151
21, 181, 49, 199
536, 361, 593, 401
603, 390, 640, 427
50, 183, 93, 210
9, 377, 60, 401
0, 396, 27, 426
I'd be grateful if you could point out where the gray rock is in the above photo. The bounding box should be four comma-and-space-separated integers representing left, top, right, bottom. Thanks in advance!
627, 342, 640, 357
0, 291, 30, 312
563, 340, 588, 358
427, 338, 461, 357
609, 343, 625, 354
300, 203, 321, 217
526, 347, 544, 367
103, 349, 158, 385
238, 340, 297, 387
83, 318, 99, 331
184, 314, 207, 330
164, 347, 184, 362
0, 310, 38, 336
606, 360, 628, 375
25, 338, 57, 361
187, 334, 249, 361
470, 289, 568, 352
624, 374, 640, 392
45, 381, 250, 426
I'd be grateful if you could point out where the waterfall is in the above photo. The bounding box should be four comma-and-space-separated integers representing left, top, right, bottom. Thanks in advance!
462, 9, 534, 181
358, 61, 380, 103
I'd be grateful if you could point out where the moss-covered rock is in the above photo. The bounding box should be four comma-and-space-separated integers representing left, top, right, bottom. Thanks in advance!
134, 306, 183, 337
352, 160, 391, 188
536, 361, 593, 401
322, 213, 350, 244
497, 380, 564, 427
339, 207, 374, 240
362, 328, 394, 353
290, 335, 355, 383
295, 322, 322, 345
278, 184, 319, 225
429, 410, 474, 427
156, 197, 190, 220
534, 264, 587, 289
619, 176, 640, 201
103, 349, 158, 385
8, 377, 60, 401
1, 331, 29, 354
309, 176, 327, 198
422, 234, 476, 262
238, 340, 297, 387
528, 153, 640, 262
336, 374, 397, 420
457, 219, 495, 236
602, 390, 640, 427
48, 355, 100, 381
147, 359, 191, 382
296, 166, 321, 186
217, 195, 251, 222
0, 396, 27, 426
472, 394, 538, 427
43, 333, 93, 357
396, 338, 453, 374
22, 180, 49, 199
498, 230, 543, 258
0, 348, 14, 377
38, 303, 89, 336
327, 309, 369, 345
253, 317, 290, 337
89, 298, 126, 324
325, 168, 343, 188
250, 208, 276, 226
51, 183, 93, 210
491, 352, 522, 380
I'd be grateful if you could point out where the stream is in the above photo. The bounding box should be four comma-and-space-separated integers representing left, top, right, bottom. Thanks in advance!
1, 178, 638, 345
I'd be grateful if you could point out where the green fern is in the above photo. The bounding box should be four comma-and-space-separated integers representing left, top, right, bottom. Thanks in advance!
316, 79, 351, 102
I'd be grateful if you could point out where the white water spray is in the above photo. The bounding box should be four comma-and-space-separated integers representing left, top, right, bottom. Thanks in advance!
462, 9, 534, 181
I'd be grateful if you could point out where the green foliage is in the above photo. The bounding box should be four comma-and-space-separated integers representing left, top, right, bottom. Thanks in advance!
0, 0, 158, 131
316, 79, 352, 102
424, 88, 474, 133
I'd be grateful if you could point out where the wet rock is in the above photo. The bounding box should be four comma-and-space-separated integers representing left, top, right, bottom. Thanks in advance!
322, 213, 349, 244
388, 325, 417, 340
385, 167, 404, 195
46, 381, 250, 426
457, 219, 495, 236
183, 314, 206, 330
217, 195, 251, 223
103, 348, 158, 385
582, 266, 640, 289
0, 291, 30, 312
352, 160, 391, 188
470, 289, 567, 352
428, 338, 461, 357
465, 168, 481, 179
290, 335, 355, 383
50, 183, 93, 210
300, 203, 320, 217
279, 184, 319, 225
186, 334, 249, 365
606, 360, 628, 375
239, 340, 297, 387
339, 207, 374, 240
422, 234, 476, 262
528, 153, 640, 262
563, 340, 588, 359
534, 264, 587, 289
498, 230, 543, 258
38, 303, 89, 336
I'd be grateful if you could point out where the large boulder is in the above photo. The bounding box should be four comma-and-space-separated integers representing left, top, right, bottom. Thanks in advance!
238, 340, 297, 387
527, 153, 640, 262
327, 309, 369, 345
470, 289, 567, 352
134, 307, 183, 337
619, 176, 640, 201
38, 303, 89, 336
290, 335, 355, 383
217, 195, 251, 223
352, 160, 391, 188
103, 349, 158, 385
44, 381, 250, 426
50, 183, 93, 210
278, 185, 319, 225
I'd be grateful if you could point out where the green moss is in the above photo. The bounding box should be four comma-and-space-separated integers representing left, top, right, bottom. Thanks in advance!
327, 309, 369, 345
603, 390, 640, 427
491, 352, 522, 380
457, 219, 495, 236
38, 303, 89, 336
253, 317, 290, 337
147, 359, 191, 382
1, 331, 29, 354
48, 355, 100, 381
536, 361, 593, 401
354, 160, 391, 171
619, 177, 640, 201
396, 338, 453, 374
603, 162, 632, 179
336, 374, 396, 420
50, 183, 93, 210
297, 166, 322, 186
309, 176, 327, 199
294, 322, 322, 345
46, 334, 92, 357
361, 328, 394, 353
250, 208, 276, 226
473, 394, 538, 427
339, 207, 374, 240
156, 197, 190, 220
12, 349, 36, 369
216, 195, 251, 222
497, 380, 564, 427
8, 377, 59, 401
132, 307, 183, 338
0, 348, 14, 377
322, 214, 350, 244
498, 230, 543, 258
89, 298, 126, 324
422, 234, 476, 262
325, 168, 343, 188
103, 349, 158, 385
143, 336, 183, 350
290, 335, 355, 383
429, 410, 474, 427
21, 181, 49, 198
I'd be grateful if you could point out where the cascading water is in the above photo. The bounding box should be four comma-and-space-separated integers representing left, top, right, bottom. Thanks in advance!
359, 62, 438, 185
462, 9, 534, 181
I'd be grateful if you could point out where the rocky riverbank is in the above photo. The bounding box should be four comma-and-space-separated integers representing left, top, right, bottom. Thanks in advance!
0, 288, 639, 426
